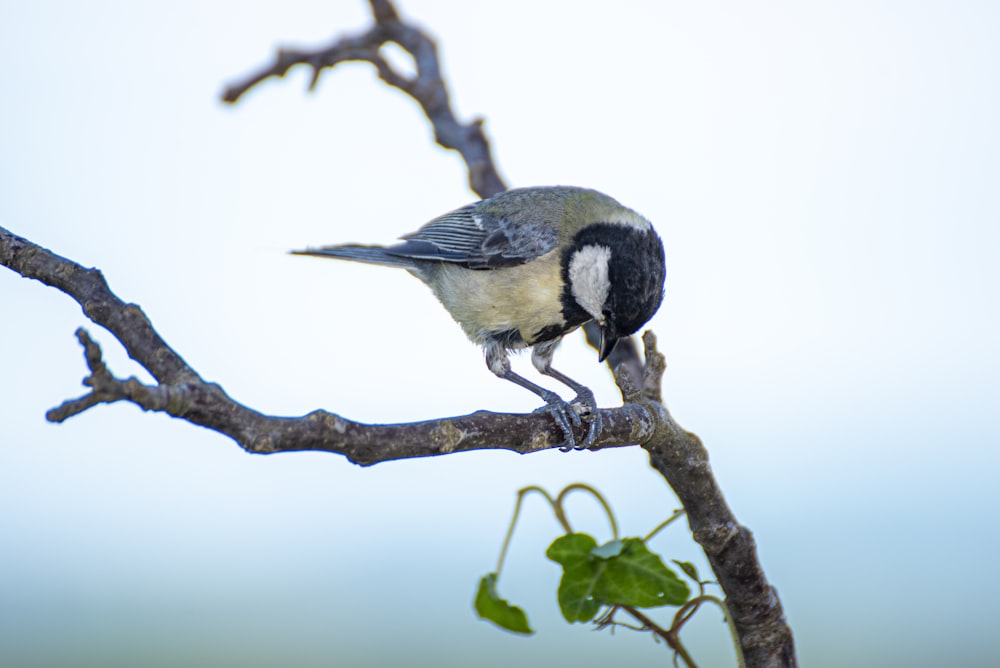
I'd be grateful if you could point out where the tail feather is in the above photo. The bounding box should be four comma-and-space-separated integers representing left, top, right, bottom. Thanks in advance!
291, 245, 418, 269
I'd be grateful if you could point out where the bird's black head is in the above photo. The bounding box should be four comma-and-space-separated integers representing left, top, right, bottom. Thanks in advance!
561, 222, 666, 361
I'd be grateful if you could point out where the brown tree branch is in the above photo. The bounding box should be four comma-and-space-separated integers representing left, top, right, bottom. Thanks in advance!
221, 0, 505, 199
636, 335, 795, 667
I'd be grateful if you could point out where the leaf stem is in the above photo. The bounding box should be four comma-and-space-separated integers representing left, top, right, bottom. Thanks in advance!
494, 483, 620, 577
495, 486, 556, 576
554, 483, 619, 540
642, 508, 686, 542
670, 595, 745, 668
622, 606, 698, 668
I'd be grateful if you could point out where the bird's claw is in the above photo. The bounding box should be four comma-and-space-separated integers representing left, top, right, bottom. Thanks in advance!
535, 390, 603, 452
533, 394, 579, 450
569, 389, 602, 452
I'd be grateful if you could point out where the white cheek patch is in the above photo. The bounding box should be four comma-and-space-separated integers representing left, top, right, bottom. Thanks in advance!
568, 244, 612, 321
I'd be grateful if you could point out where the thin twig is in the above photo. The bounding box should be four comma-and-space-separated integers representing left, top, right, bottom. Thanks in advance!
221, 0, 506, 198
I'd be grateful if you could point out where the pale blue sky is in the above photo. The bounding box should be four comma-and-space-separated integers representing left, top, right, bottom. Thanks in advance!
2, 2, 998, 666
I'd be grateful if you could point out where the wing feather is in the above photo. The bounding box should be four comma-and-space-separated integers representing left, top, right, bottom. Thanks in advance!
387, 202, 559, 269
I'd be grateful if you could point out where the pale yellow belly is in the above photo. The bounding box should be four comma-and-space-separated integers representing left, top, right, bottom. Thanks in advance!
425, 251, 567, 347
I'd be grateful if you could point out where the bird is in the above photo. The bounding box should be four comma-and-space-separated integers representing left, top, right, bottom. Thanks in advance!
292, 186, 665, 450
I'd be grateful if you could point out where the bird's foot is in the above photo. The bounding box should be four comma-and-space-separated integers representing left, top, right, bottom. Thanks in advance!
532, 390, 582, 451
569, 388, 602, 452
533, 389, 602, 452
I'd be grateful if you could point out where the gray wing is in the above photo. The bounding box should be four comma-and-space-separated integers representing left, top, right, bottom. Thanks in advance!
386, 203, 559, 269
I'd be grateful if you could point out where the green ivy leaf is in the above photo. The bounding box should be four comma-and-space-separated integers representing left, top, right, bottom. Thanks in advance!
546, 533, 598, 566
546, 534, 690, 622
474, 573, 534, 635
673, 560, 701, 583
546, 534, 602, 623
596, 539, 690, 608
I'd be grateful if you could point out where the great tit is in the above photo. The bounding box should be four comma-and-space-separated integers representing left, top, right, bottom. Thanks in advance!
293, 186, 665, 450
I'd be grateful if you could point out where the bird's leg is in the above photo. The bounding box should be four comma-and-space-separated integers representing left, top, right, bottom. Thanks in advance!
531, 341, 603, 451
485, 343, 581, 451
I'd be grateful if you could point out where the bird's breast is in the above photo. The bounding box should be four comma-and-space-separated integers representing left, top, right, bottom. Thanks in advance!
427, 251, 573, 348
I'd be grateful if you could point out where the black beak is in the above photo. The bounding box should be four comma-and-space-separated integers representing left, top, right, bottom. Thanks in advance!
598, 330, 619, 363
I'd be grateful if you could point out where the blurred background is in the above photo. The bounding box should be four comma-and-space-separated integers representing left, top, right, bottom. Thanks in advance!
2, 1, 998, 666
